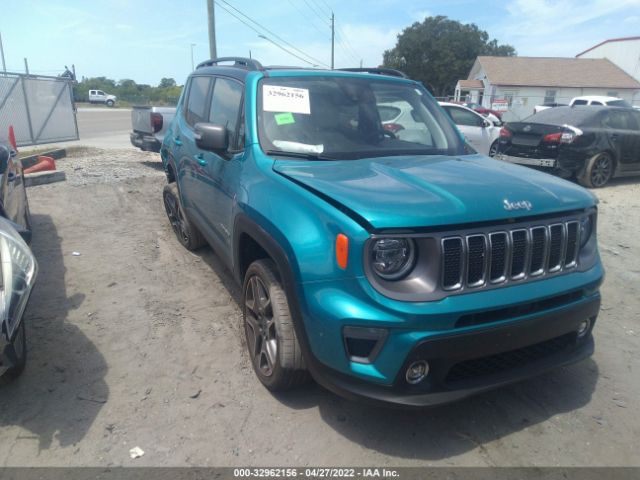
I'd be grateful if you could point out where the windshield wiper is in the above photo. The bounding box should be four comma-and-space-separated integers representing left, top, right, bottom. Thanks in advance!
265, 150, 336, 161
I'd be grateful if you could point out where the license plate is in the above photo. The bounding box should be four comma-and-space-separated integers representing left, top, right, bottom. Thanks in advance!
512, 135, 540, 146
496, 154, 556, 168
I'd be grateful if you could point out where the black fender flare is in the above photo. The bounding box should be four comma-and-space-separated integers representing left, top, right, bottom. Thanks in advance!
232, 213, 330, 379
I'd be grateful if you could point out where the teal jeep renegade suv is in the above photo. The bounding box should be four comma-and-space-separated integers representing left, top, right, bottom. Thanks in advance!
160, 58, 603, 407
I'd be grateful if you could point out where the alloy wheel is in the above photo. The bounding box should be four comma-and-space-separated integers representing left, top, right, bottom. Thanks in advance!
163, 193, 189, 243
244, 275, 277, 377
591, 154, 612, 187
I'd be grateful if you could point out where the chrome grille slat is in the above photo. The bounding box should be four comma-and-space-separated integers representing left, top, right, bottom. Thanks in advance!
529, 226, 548, 276
565, 221, 579, 268
440, 218, 582, 293
489, 232, 508, 283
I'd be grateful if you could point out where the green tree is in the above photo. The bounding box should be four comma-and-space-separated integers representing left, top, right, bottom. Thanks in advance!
159, 77, 177, 88
383, 16, 516, 96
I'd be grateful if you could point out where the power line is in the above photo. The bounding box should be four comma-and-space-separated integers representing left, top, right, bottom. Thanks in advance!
214, 1, 329, 68
302, 0, 330, 26
217, 0, 329, 67
304, 0, 362, 66
286, 0, 329, 38
335, 26, 360, 64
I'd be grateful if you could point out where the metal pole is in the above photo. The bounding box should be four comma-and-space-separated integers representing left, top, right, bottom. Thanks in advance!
24, 57, 29, 75
0, 32, 6, 73
207, 0, 217, 59
190, 43, 196, 70
330, 12, 335, 69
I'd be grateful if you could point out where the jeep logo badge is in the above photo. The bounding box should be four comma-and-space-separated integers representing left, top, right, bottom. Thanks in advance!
504, 199, 533, 211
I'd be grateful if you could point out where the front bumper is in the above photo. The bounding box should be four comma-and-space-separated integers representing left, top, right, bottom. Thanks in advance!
307, 295, 598, 407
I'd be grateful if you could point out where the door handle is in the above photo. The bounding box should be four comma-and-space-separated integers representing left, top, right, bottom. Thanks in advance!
194, 153, 207, 166
174, 137, 183, 146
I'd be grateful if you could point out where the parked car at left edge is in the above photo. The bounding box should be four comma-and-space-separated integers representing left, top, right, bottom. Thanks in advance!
0, 143, 38, 383
496, 105, 640, 188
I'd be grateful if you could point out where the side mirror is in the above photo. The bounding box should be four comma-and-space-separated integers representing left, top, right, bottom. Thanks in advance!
0, 145, 10, 174
482, 120, 491, 128
194, 123, 228, 153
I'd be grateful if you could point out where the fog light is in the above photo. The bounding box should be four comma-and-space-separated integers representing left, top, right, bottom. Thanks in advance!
405, 360, 429, 384
577, 319, 591, 338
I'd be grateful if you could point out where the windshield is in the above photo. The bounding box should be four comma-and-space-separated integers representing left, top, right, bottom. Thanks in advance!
607, 99, 631, 107
257, 76, 465, 159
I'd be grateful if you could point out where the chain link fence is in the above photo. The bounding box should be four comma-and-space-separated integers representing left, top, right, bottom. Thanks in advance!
0, 72, 79, 146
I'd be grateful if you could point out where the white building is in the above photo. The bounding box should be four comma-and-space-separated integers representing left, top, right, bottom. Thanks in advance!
576, 36, 640, 83
455, 56, 640, 121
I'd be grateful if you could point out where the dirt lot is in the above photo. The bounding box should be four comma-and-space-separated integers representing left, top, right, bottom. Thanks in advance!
0, 147, 638, 467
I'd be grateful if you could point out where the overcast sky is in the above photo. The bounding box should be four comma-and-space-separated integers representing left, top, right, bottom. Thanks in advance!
1, 0, 639, 86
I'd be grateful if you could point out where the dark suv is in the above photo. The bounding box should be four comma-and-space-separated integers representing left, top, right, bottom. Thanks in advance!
160, 58, 603, 407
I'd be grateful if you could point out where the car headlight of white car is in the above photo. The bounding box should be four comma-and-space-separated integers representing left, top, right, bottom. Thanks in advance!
0, 217, 37, 343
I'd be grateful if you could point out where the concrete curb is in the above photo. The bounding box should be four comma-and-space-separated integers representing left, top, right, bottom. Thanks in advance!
24, 170, 67, 187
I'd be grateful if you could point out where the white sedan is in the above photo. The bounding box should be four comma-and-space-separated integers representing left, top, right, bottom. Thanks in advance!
438, 102, 501, 156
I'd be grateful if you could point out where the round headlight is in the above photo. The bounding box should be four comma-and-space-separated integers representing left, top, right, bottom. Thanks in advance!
371, 238, 416, 280
579, 215, 593, 248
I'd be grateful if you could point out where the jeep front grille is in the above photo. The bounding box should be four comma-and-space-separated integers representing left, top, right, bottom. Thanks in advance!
441, 220, 580, 291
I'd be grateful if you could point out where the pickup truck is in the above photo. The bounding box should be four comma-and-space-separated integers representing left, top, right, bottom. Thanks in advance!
130, 106, 176, 152
88, 89, 117, 107
161, 57, 603, 407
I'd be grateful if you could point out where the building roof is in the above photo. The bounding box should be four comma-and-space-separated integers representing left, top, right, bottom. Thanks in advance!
473, 56, 640, 89
576, 36, 640, 57
456, 79, 484, 89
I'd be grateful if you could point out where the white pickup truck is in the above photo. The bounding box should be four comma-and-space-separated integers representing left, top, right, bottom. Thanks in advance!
130, 106, 176, 152
88, 89, 117, 107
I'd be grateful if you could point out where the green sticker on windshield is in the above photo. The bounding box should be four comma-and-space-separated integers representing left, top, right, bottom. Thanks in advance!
274, 112, 295, 125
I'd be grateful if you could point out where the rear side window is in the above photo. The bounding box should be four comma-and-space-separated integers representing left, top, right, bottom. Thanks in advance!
444, 106, 484, 127
209, 77, 243, 148
186, 76, 212, 126
603, 111, 632, 130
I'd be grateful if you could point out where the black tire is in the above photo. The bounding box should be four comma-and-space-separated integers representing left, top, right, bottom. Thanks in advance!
106, 100, 115, 107
0, 320, 27, 384
578, 152, 614, 188
489, 140, 499, 157
163, 183, 206, 250
243, 259, 309, 391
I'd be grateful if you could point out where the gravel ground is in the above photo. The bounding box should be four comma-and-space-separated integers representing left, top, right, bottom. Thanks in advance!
0, 147, 638, 467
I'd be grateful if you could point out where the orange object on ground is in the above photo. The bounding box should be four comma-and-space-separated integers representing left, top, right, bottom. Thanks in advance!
8, 126, 18, 151
24, 156, 56, 174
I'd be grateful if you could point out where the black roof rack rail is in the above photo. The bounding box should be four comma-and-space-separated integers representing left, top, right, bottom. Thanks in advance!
338, 67, 408, 78
196, 57, 263, 71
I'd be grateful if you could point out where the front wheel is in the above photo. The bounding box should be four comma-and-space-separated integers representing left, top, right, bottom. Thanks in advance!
106, 100, 115, 107
243, 259, 309, 391
578, 152, 614, 188
0, 320, 27, 384
489, 140, 499, 157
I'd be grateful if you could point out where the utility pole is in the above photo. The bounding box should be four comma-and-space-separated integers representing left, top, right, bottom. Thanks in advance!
330, 12, 335, 69
0, 32, 6, 73
24, 57, 29, 75
207, 0, 217, 59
